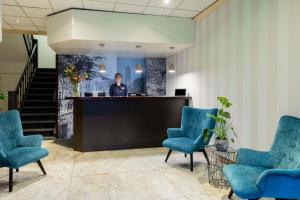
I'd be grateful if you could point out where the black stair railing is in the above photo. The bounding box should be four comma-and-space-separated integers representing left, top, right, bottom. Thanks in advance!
8, 35, 38, 110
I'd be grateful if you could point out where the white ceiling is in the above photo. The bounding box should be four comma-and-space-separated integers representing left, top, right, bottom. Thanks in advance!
2, 0, 216, 33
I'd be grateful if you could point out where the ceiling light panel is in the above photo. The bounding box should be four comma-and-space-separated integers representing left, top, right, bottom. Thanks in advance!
149, 0, 182, 8
15, 0, 51, 9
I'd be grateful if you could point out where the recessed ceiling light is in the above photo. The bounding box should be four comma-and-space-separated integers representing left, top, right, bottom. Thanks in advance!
164, 0, 171, 4
16, 19, 20, 23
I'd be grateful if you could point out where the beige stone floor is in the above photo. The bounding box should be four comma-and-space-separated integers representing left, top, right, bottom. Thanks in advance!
0, 140, 269, 200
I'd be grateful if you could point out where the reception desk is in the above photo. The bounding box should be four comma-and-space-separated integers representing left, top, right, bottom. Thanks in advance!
68, 96, 191, 152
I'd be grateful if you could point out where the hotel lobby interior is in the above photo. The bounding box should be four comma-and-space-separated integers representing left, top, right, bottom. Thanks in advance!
0, 0, 300, 200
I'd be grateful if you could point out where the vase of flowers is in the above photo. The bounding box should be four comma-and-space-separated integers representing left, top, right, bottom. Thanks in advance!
204, 97, 237, 152
64, 65, 89, 97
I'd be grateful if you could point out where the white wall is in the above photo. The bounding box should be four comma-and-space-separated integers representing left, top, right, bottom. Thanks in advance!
34, 35, 56, 69
0, 1, 2, 42
167, 0, 300, 150
0, 33, 27, 111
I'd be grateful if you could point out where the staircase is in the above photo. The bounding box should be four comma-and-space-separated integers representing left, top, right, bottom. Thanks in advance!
8, 35, 58, 138
20, 68, 57, 137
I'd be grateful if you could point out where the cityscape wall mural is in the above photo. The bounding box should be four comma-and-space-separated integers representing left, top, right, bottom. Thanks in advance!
57, 54, 166, 139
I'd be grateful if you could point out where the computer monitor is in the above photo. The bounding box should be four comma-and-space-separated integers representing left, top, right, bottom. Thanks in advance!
98, 92, 106, 97
175, 89, 186, 96
128, 93, 139, 96
84, 92, 93, 97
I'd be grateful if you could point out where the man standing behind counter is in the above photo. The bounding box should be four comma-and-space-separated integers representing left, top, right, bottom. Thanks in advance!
109, 73, 128, 97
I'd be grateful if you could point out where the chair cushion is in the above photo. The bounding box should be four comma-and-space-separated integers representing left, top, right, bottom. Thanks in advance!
2, 147, 48, 168
223, 164, 267, 199
162, 137, 195, 154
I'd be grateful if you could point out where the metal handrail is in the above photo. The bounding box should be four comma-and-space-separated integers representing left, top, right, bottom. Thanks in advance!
14, 37, 38, 110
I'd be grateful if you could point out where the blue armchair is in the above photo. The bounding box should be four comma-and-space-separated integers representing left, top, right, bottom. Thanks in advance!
162, 106, 218, 171
0, 110, 48, 192
223, 115, 300, 200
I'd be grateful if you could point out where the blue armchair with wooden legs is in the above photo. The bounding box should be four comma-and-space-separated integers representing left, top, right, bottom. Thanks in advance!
0, 110, 49, 192
162, 106, 218, 171
223, 115, 300, 200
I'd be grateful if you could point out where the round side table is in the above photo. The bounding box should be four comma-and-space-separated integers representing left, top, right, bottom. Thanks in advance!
205, 145, 236, 189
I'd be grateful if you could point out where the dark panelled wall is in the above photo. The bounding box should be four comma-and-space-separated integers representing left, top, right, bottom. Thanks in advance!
57, 54, 166, 139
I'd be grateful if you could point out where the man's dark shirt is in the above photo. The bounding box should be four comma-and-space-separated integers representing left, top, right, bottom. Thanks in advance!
109, 83, 128, 96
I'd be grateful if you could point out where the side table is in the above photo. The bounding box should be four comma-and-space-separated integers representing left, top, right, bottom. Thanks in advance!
205, 145, 236, 189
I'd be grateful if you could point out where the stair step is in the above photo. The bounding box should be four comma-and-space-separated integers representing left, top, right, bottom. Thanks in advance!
23, 128, 55, 135
22, 106, 56, 109
34, 72, 57, 78
27, 93, 54, 97
22, 120, 56, 124
33, 77, 57, 82
36, 68, 56, 72
31, 82, 57, 85
26, 94, 55, 100
28, 88, 56, 94
21, 113, 56, 117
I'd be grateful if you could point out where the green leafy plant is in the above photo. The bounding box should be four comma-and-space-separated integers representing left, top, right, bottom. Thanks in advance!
204, 97, 237, 142
0, 91, 6, 100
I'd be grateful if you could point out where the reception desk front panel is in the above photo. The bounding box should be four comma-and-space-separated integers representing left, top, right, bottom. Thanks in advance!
69, 97, 191, 152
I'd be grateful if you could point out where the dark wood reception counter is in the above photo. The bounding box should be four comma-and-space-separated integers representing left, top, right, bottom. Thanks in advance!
67, 96, 191, 152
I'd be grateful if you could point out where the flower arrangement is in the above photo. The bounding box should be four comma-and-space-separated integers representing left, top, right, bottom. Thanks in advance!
64, 65, 89, 97
64, 65, 89, 84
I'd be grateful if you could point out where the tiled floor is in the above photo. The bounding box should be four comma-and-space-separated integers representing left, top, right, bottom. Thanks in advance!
0, 140, 255, 200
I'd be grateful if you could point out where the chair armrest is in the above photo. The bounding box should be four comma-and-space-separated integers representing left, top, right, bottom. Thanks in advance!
237, 148, 273, 168
18, 135, 43, 147
167, 128, 185, 138
194, 133, 208, 150
0, 150, 7, 163
256, 169, 300, 198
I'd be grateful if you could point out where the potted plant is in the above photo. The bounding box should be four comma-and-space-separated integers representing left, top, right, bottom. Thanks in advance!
204, 97, 237, 152
0, 91, 6, 111
0, 91, 5, 100
64, 65, 89, 97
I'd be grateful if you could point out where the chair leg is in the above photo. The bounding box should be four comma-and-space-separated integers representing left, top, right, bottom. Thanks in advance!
201, 149, 210, 165
184, 153, 187, 157
37, 160, 47, 175
165, 149, 172, 163
228, 189, 233, 199
16, 168, 19, 172
190, 153, 193, 171
9, 168, 13, 192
